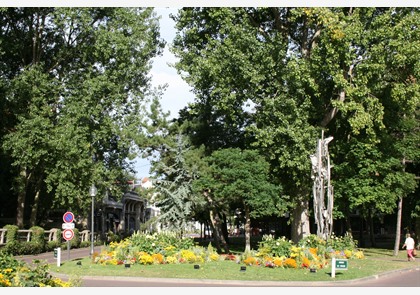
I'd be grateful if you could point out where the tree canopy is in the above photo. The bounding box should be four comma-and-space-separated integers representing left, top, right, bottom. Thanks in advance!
0, 7, 165, 226
171, 7, 419, 243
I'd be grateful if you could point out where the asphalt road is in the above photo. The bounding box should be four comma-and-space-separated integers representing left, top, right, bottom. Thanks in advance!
15, 246, 420, 288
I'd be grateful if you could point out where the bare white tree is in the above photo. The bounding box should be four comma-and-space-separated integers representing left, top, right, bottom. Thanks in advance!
310, 131, 334, 240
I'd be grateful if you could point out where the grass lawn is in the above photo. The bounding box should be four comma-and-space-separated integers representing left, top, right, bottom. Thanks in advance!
49, 248, 419, 282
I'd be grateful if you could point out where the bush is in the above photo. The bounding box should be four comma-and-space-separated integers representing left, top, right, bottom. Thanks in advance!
46, 240, 61, 252
3, 225, 18, 244
29, 226, 46, 254
257, 234, 293, 257
22, 241, 44, 255
70, 228, 81, 248
326, 232, 358, 251
0, 251, 76, 287
1, 241, 22, 255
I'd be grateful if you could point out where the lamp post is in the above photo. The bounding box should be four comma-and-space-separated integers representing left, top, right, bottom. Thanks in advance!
89, 184, 97, 257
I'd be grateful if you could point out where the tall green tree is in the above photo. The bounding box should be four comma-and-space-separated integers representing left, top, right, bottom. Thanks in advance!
331, 8, 419, 250
0, 7, 165, 227
171, 7, 419, 243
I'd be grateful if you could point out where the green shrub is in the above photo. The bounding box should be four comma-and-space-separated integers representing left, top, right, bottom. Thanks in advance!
4, 224, 19, 244
106, 231, 122, 243
1, 240, 23, 255
257, 234, 293, 257
21, 241, 44, 255
46, 240, 61, 252
0, 251, 75, 287
29, 226, 46, 253
70, 228, 81, 248
326, 232, 358, 251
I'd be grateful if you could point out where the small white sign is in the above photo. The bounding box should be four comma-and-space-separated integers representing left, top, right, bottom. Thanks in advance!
62, 223, 75, 229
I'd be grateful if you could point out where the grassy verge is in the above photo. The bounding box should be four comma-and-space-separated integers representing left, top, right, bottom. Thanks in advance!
49, 248, 418, 282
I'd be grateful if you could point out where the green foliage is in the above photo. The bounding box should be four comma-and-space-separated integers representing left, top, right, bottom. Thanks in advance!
4, 225, 18, 243
46, 240, 61, 252
1, 241, 21, 255
257, 234, 294, 258
0, 252, 74, 287
171, 7, 419, 239
326, 232, 358, 251
0, 7, 165, 222
128, 231, 196, 255
70, 228, 81, 248
28, 226, 45, 253
200, 148, 284, 218
298, 234, 327, 249
106, 231, 123, 243
153, 134, 205, 231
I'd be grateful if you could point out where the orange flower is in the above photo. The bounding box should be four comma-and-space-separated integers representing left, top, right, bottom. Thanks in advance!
309, 248, 318, 255
301, 257, 310, 268
284, 258, 297, 268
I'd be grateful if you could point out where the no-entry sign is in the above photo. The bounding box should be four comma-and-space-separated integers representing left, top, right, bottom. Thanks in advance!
62, 229, 74, 241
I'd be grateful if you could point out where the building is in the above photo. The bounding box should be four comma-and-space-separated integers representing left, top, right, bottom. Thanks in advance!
96, 177, 159, 239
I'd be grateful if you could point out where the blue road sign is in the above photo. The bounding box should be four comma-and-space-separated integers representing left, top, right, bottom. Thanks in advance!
63, 211, 74, 223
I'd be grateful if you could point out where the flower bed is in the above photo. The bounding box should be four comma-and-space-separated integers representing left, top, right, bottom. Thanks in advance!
92, 231, 364, 270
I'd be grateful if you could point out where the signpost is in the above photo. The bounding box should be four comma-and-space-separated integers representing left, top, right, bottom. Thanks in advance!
62, 211, 75, 261
331, 257, 348, 278
53, 247, 61, 267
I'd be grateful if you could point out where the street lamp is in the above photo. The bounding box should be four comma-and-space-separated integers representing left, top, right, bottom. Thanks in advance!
89, 184, 97, 257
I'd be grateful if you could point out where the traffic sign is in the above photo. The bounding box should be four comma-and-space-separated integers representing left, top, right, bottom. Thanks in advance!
63, 211, 74, 223
62, 229, 74, 241
62, 223, 75, 229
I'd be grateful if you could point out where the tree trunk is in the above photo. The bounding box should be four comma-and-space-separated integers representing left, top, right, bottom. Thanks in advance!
208, 209, 221, 252
29, 186, 41, 227
222, 213, 229, 245
415, 217, 420, 247
244, 204, 251, 253
15, 168, 29, 228
345, 207, 352, 236
393, 196, 403, 256
16, 190, 25, 228
359, 216, 365, 248
368, 209, 376, 247
208, 209, 229, 253
291, 198, 311, 243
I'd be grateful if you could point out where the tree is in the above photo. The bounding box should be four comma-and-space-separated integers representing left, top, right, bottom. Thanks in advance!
171, 7, 419, 244
0, 7, 165, 227
152, 133, 205, 236
327, 7, 419, 250
194, 148, 284, 253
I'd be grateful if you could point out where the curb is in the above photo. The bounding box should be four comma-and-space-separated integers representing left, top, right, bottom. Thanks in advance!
49, 266, 420, 287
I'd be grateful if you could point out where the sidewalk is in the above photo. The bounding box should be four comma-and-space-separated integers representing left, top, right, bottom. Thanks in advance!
16, 246, 100, 265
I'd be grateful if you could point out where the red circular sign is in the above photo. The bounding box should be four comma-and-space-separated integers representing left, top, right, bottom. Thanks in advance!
62, 229, 74, 241
63, 211, 74, 223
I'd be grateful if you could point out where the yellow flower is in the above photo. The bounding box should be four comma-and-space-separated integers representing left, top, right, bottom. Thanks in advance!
165, 256, 178, 264
344, 250, 352, 258
354, 251, 364, 259
210, 253, 219, 261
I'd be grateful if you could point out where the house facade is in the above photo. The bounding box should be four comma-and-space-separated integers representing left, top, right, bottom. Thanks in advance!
95, 177, 160, 239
